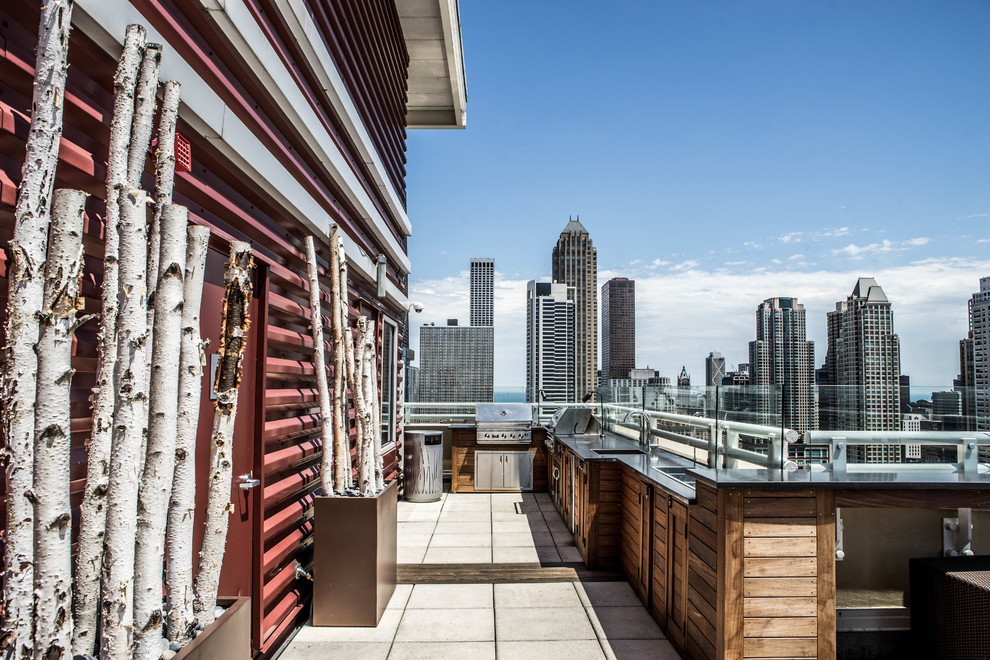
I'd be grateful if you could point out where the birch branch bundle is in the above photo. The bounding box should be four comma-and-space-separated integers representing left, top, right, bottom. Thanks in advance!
369, 325, 384, 492
76, 25, 145, 656
133, 204, 188, 659
166, 224, 211, 644
2, 2, 75, 653
193, 242, 254, 629
32, 189, 90, 660
328, 227, 348, 493
100, 188, 151, 660
306, 237, 335, 496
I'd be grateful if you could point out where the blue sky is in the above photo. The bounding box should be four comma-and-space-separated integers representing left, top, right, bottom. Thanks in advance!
404, 1, 990, 389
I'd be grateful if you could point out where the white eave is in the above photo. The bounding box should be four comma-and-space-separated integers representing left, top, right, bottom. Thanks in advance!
397, 0, 467, 129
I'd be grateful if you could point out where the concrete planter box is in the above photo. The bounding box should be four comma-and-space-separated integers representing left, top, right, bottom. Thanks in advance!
313, 479, 398, 626
173, 597, 251, 660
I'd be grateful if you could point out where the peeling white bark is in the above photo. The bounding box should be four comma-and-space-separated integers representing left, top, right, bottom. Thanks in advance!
193, 242, 254, 629
368, 322, 384, 492
166, 224, 210, 644
328, 227, 348, 493
100, 188, 150, 660
33, 189, 90, 660
76, 24, 145, 658
306, 236, 334, 496
2, 1, 75, 655
133, 204, 188, 660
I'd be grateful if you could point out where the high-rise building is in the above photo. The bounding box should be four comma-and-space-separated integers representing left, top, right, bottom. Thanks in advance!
470, 258, 494, 327
956, 335, 976, 430
705, 352, 726, 387
967, 277, 990, 432
677, 367, 691, 388
820, 278, 901, 432
747, 298, 817, 432
932, 391, 963, 417
419, 320, 493, 403
601, 278, 635, 383
526, 281, 575, 403
552, 217, 597, 401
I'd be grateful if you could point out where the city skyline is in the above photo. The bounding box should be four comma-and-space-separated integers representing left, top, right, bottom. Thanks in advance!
409, 248, 987, 391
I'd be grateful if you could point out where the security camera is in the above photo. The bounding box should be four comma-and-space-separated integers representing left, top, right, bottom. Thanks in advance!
410, 302, 424, 313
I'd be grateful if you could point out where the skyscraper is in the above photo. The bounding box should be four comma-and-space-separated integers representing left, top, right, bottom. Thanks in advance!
526, 281, 575, 403
705, 352, 726, 387
968, 277, 990, 431
552, 217, 597, 401
820, 278, 901, 432
601, 278, 635, 382
957, 335, 976, 430
748, 297, 817, 432
419, 320, 494, 403
470, 258, 494, 327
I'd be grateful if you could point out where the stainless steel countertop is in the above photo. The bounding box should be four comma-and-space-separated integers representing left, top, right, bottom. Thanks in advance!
551, 431, 698, 502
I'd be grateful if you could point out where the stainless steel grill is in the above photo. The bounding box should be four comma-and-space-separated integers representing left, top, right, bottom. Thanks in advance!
475, 403, 532, 444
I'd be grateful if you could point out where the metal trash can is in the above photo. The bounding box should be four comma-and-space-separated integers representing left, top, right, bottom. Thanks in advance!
403, 431, 443, 502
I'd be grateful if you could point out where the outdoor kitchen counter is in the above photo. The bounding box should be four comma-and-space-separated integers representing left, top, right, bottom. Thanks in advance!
550, 431, 697, 502
450, 426, 548, 493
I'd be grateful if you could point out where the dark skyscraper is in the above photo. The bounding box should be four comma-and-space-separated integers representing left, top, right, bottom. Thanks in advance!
470, 258, 494, 327
705, 352, 726, 387
601, 278, 635, 382
552, 217, 597, 401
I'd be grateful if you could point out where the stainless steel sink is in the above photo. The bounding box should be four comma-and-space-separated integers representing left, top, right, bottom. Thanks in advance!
592, 448, 647, 455
655, 466, 696, 485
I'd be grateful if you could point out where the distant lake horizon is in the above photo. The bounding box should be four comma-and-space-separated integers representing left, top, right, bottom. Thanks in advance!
494, 387, 526, 403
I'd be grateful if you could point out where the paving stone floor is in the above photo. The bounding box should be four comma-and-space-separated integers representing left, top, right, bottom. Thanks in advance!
280, 491, 682, 659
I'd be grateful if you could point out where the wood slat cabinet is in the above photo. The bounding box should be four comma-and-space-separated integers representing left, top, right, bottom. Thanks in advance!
551, 443, 621, 568
620, 468, 652, 603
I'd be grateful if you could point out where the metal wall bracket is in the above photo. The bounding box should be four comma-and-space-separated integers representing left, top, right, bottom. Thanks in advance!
238, 472, 261, 490
943, 508, 974, 557
835, 507, 845, 561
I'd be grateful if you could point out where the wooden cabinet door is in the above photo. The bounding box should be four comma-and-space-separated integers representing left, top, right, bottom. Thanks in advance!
638, 482, 652, 601
650, 491, 670, 628
574, 460, 588, 559
620, 469, 645, 600
666, 499, 690, 650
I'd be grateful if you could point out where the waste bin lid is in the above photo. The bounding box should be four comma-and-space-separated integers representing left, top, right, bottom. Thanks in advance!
425, 435, 442, 446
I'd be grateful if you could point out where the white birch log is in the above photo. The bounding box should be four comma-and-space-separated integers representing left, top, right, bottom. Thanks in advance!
354, 317, 375, 496
305, 236, 334, 496
133, 204, 188, 660
75, 25, 145, 657
32, 189, 90, 660
2, 1, 74, 655
338, 243, 355, 485
100, 188, 151, 660
369, 322, 384, 491
193, 242, 254, 629
146, 80, 180, 347
127, 44, 161, 189
165, 224, 210, 644
327, 226, 348, 493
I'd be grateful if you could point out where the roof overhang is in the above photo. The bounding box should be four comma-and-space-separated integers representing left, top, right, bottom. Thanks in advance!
396, 0, 467, 129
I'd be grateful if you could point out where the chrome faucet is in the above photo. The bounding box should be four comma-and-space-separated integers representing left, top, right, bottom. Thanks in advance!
622, 410, 652, 451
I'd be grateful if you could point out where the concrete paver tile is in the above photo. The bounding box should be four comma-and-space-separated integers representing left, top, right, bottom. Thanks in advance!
585, 606, 664, 640
496, 640, 606, 660
394, 608, 495, 642
428, 533, 492, 548
406, 584, 493, 609
423, 546, 492, 563
388, 642, 495, 659
495, 607, 596, 641
494, 583, 583, 609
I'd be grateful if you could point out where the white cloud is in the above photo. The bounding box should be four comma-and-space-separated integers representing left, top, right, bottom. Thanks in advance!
669, 260, 700, 272
744, 241, 762, 249
978, 238, 990, 244
833, 237, 929, 257
648, 258, 670, 269
788, 254, 805, 260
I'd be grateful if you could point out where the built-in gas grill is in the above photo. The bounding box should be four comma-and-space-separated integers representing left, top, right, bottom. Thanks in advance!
475, 403, 532, 444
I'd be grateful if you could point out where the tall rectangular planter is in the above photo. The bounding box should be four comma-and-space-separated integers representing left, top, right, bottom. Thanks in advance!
173, 597, 251, 660
313, 479, 398, 626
